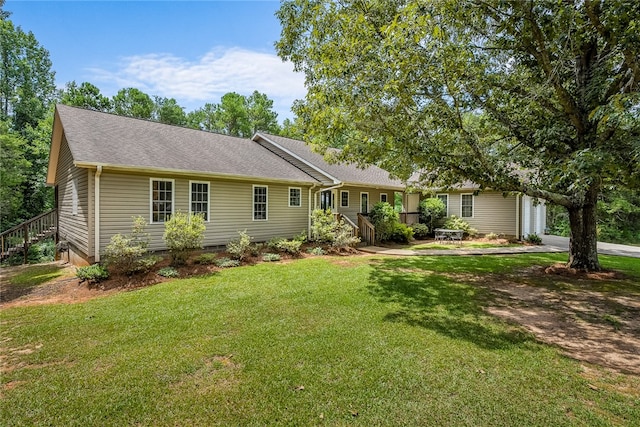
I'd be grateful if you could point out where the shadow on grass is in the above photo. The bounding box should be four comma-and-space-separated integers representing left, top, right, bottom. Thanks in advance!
0, 264, 66, 303
368, 257, 534, 350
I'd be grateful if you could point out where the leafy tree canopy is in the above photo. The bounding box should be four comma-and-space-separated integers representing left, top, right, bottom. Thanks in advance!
60, 81, 112, 111
112, 87, 154, 119
276, 0, 640, 270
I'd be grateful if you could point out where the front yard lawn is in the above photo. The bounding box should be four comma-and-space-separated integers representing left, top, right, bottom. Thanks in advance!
1, 254, 639, 426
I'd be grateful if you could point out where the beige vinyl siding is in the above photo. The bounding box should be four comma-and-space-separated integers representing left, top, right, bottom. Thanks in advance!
446, 191, 517, 235
331, 186, 396, 224
99, 171, 311, 252
56, 136, 90, 256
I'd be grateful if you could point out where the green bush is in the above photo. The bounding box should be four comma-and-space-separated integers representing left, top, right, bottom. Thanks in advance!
310, 209, 360, 249
307, 246, 326, 256
27, 239, 55, 264
369, 202, 400, 242
250, 243, 265, 257
227, 230, 253, 261
104, 216, 152, 275
419, 198, 447, 231
157, 267, 179, 278
388, 223, 414, 243
276, 239, 303, 255
485, 232, 499, 240
411, 223, 430, 239
214, 257, 241, 268
525, 233, 542, 245
194, 253, 218, 265
443, 215, 478, 237
76, 264, 109, 284
136, 255, 162, 272
310, 209, 336, 242
262, 253, 281, 262
163, 212, 206, 266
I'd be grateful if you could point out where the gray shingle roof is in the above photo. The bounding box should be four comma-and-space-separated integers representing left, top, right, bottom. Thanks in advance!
55, 104, 319, 184
255, 133, 405, 190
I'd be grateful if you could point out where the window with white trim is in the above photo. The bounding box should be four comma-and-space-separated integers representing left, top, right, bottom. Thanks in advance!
289, 187, 301, 207
151, 179, 174, 223
190, 181, 209, 221
360, 192, 369, 214
340, 190, 349, 208
436, 193, 449, 215
380, 193, 388, 203
461, 194, 474, 218
253, 185, 268, 220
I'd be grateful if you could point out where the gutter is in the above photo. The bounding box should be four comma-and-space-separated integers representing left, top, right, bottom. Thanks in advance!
308, 183, 318, 237
94, 165, 102, 262
314, 182, 345, 212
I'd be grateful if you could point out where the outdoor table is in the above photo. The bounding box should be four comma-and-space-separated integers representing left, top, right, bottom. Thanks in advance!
434, 228, 464, 243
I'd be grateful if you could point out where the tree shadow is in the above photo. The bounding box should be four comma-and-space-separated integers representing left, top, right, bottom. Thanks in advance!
0, 264, 66, 303
367, 257, 534, 350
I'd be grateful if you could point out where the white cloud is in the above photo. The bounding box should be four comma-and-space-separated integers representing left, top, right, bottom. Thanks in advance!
88, 47, 306, 121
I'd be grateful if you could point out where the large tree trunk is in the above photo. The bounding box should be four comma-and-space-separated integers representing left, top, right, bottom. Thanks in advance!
567, 187, 600, 271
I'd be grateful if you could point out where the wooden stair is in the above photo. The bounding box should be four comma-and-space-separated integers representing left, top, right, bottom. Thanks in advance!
1, 210, 58, 264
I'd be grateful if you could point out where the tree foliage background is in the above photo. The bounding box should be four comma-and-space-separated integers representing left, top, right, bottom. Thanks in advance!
0, 0, 288, 232
276, 0, 640, 269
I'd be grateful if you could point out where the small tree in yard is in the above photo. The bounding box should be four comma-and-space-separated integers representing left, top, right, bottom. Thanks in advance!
419, 198, 447, 233
103, 216, 155, 275
369, 202, 399, 242
163, 212, 206, 266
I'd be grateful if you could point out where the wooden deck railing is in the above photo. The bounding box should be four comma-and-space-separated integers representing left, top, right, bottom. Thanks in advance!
334, 213, 359, 238
1, 209, 57, 264
357, 213, 376, 246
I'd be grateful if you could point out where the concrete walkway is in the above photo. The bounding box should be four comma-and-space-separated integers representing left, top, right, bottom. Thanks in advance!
359, 235, 640, 258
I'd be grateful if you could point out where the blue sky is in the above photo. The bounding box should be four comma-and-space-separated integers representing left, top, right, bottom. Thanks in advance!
5, 0, 306, 121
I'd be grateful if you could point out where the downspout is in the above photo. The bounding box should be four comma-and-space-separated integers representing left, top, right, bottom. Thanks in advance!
515, 193, 520, 240
94, 165, 102, 262
308, 184, 318, 237
315, 182, 344, 211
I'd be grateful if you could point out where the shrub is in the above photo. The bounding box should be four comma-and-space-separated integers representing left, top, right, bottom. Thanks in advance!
214, 257, 240, 268
525, 233, 542, 245
163, 212, 206, 266
293, 230, 307, 242
250, 243, 265, 257
307, 246, 326, 256
227, 230, 253, 261
194, 253, 218, 265
485, 232, 499, 240
103, 216, 152, 275
136, 255, 162, 273
262, 253, 281, 262
388, 223, 414, 243
443, 215, 478, 237
310, 209, 360, 249
369, 202, 400, 242
157, 267, 179, 278
27, 239, 55, 264
310, 209, 336, 242
411, 223, 430, 239
419, 198, 447, 231
276, 239, 303, 255
76, 264, 109, 284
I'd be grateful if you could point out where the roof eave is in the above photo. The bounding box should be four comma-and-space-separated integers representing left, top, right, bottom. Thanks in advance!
72, 162, 321, 186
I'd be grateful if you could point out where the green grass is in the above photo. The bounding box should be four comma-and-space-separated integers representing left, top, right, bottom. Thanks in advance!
1, 254, 639, 426
3, 264, 66, 288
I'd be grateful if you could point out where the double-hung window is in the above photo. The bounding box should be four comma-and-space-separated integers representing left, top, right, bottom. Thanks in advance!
461, 194, 474, 218
151, 179, 174, 223
380, 193, 388, 203
340, 190, 349, 208
436, 194, 449, 216
190, 181, 210, 221
253, 185, 268, 220
289, 187, 301, 207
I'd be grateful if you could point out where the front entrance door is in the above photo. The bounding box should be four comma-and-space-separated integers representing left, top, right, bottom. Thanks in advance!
320, 190, 334, 211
